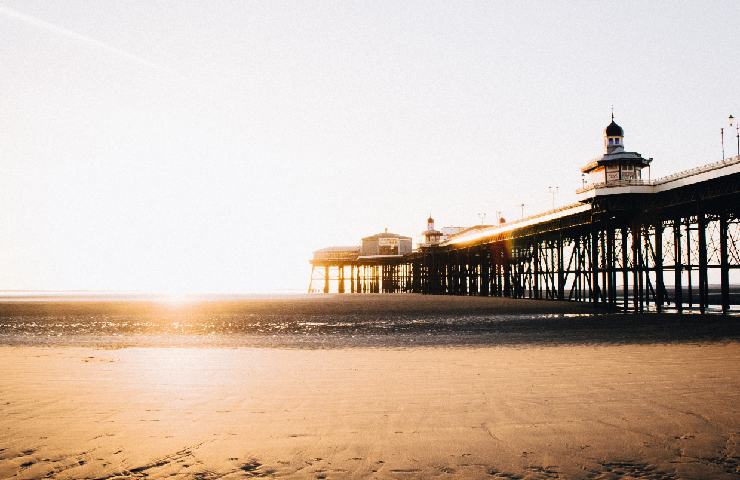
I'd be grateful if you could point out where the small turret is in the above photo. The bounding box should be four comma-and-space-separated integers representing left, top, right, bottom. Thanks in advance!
604, 113, 625, 154
581, 113, 651, 187
421, 214, 443, 246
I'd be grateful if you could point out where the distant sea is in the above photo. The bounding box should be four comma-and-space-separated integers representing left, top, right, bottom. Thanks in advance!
0, 290, 307, 301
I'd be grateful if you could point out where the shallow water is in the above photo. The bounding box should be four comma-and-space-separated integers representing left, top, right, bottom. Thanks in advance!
0, 295, 737, 348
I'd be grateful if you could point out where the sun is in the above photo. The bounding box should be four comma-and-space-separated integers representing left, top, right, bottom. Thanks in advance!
157, 287, 196, 306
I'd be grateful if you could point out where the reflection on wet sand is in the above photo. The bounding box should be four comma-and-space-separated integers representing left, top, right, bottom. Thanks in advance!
1, 294, 738, 348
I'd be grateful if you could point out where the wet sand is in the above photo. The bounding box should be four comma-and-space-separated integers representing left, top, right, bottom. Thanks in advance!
0, 293, 601, 318
2, 294, 738, 348
0, 295, 738, 479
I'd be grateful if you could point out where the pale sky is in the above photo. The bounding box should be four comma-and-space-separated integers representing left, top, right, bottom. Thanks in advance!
1, 1, 738, 293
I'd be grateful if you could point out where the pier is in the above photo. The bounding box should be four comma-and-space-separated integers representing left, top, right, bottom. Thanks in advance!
310, 119, 740, 314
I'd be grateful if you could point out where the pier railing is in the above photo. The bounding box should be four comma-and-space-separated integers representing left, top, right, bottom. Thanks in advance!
577, 155, 740, 194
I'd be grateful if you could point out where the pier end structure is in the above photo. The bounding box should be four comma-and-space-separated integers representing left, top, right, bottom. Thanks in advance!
309, 231, 412, 294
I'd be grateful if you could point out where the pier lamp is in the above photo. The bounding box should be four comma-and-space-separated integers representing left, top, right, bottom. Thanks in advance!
730, 115, 739, 157
547, 186, 559, 209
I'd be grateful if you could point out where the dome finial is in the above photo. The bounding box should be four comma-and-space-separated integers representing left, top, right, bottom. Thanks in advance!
611, 105, 614, 121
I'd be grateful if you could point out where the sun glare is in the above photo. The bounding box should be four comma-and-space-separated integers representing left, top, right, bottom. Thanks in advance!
158, 289, 195, 307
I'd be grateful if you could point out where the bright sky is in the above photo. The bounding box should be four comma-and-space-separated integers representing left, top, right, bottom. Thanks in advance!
1, 1, 738, 293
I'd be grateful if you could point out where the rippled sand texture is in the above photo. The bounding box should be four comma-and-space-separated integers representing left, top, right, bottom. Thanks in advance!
1, 344, 739, 479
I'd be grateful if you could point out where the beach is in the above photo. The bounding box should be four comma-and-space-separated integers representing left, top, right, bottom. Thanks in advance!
0, 295, 738, 479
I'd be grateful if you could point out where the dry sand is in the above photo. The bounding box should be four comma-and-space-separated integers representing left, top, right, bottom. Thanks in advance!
0, 295, 738, 479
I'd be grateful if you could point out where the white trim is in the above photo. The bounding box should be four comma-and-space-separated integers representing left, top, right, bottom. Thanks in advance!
578, 155, 740, 198
444, 203, 592, 246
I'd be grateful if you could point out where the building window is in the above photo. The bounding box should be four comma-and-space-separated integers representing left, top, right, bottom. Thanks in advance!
614, 138, 619, 144
608, 138, 613, 145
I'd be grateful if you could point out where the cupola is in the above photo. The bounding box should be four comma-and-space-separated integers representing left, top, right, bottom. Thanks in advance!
603, 113, 625, 153
421, 214, 442, 246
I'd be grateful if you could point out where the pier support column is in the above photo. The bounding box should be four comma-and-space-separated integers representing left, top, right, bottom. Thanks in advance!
607, 227, 616, 306
631, 226, 641, 312
698, 212, 708, 313
622, 226, 629, 310
480, 246, 490, 296
591, 227, 599, 304
375, 265, 380, 293
533, 240, 540, 299
380, 265, 386, 293
686, 219, 694, 309
720, 211, 730, 314
557, 235, 564, 301
323, 266, 330, 294
338, 265, 345, 294
574, 236, 581, 301
655, 222, 664, 312
600, 229, 607, 304
308, 265, 315, 294
503, 247, 512, 298
673, 218, 683, 312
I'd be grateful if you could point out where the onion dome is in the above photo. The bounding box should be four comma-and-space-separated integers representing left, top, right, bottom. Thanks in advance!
605, 120, 624, 137
427, 216, 434, 224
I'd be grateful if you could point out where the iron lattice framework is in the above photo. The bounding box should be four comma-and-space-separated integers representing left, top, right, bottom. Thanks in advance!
310, 173, 740, 314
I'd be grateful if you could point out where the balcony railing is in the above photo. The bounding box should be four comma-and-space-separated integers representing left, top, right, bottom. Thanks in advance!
576, 179, 648, 194
576, 155, 740, 194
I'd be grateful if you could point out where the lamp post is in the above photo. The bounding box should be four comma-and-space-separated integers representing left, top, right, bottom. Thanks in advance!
730, 115, 739, 157
520, 203, 524, 219
547, 186, 559, 210
721, 127, 725, 160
